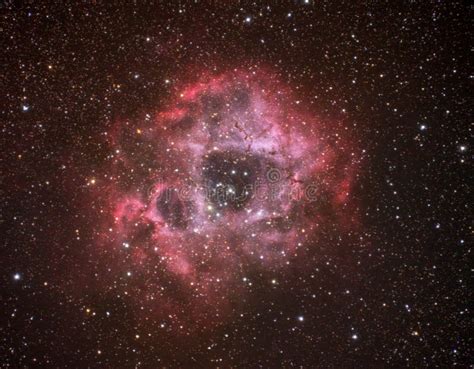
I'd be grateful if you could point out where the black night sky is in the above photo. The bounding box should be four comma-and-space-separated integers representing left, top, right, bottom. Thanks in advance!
1, 2, 471, 368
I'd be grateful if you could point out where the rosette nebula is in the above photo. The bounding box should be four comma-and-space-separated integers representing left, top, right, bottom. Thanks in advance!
96, 69, 360, 329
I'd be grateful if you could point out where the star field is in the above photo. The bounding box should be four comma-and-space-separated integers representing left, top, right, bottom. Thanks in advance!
1, 2, 471, 368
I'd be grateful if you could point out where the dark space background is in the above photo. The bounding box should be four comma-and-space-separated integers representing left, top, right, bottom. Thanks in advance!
1, 1, 471, 368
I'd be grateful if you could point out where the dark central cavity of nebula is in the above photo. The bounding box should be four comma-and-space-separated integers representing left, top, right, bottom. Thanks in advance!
95, 69, 361, 329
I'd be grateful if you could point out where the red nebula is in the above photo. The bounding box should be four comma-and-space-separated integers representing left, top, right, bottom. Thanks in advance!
92, 68, 362, 331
